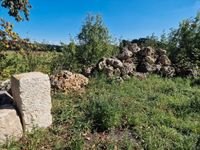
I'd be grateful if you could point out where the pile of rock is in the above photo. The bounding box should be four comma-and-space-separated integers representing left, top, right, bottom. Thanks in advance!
136, 46, 175, 77
84, 43, 176, 79
50, 70, 89, 94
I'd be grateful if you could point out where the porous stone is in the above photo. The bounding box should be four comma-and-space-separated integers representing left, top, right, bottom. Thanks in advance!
117, 48, 133, 60
145, 56, 156, 64
158, 55, 171, 66
106, 58, 124, 69
160, 66, 175, 77
128, 43, 141, 53
98, 58, 107, 70
50, 70, 89, 94
121, 63, 135, 76
139, 46, 155, 57
0, 105, 23, 144
11, 72, 52, 132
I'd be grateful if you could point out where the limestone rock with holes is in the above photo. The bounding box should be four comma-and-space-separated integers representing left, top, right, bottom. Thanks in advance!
160, 66, 175, 77
106, 58, 124, 69
139, 46, 155, 57
50, 70, 89, 94
0, 105, 23, 144
117, 48, 133, 60
158, 55, 171, 66
11, 72, 52, 132
128, 43, 141, 53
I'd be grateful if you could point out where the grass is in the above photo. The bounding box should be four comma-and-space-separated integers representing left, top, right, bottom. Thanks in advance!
1, 75, 200, 150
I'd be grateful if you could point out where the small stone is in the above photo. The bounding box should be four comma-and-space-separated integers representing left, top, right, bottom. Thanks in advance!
113, 68, 121, 76
117, 48, 133, 60
106, 58, 123, 69
160, 66, 175, 77
122, 75, 131, 80
128, 43, 141, 53
158, 55, 171, 66
137, 62, 156, 73
98, 58, 107, 70
139, 46, 155, 57
105, 66, 114, 77
121, 63, 135, 76
145, 56, 156, 64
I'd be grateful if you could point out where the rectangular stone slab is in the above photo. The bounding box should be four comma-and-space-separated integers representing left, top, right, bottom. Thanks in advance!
11, 72, 52, 132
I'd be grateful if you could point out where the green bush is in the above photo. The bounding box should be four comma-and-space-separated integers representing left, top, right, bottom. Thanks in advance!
85, 98, 121, 132
77, 14, 116, 66
50, 40, 81, 73
0, 50, 56, 80
168, 12, 200, 70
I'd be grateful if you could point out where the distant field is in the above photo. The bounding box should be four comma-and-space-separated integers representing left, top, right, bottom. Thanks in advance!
1, 75, 200, 149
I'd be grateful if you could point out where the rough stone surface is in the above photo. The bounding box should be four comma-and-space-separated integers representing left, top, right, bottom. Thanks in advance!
158, 55, 171, 66
85, 42, 198, 79
11, 72, 52, 132
139, 46, 155, 57
106, 58, 124, 69
128, 43, 141, 53
160, 66, 175, 77
50, 70, 89, 94
0, 79, 11, 94
0, 105, 23, 144
121, 63, 135, 76
117, 48, 133, 60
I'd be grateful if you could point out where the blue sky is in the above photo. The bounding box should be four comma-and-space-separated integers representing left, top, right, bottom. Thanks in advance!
1, 0, 200, 44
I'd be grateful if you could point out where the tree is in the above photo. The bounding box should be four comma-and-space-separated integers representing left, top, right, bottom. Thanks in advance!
1, 0, 31, 21
77, 14, 114, 66
168, 12, 200, 70
0, 0, 31, 50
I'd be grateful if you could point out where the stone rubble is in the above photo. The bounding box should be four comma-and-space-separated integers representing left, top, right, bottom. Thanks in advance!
84, 43, 177, 79
50, 70, 89, 94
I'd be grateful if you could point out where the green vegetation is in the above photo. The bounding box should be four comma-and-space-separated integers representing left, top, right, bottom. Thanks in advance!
0, 51, 57, 80
77, 14, 116, 66
1, 0, 31, 21
168, 12, 200, 71
1, 75, 200, 149
0, 1, 200, 149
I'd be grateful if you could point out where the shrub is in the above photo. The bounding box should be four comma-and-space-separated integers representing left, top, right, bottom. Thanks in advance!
77, 14, 115, 66
50, 40, 81, 73
85, 98, 121, 132
168, 12, 200, 70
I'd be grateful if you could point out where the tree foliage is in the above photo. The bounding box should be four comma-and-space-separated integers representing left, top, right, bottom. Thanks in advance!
1, 0, 31, 21
168, 12, 200, 70
0, 0, 31, 50
77, 14, 115, 66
